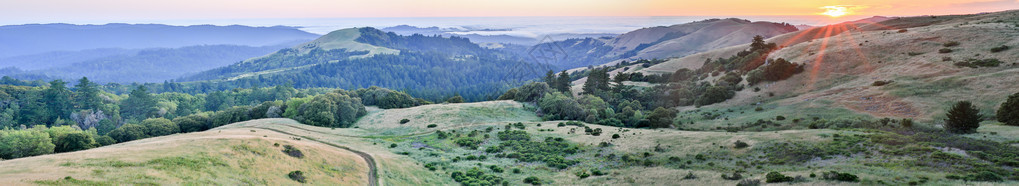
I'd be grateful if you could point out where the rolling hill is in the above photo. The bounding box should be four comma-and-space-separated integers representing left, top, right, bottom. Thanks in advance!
177, 27, 540, 101
512, 18, 800, 69
0, 121, 371, 185
630, 10, 1019, 123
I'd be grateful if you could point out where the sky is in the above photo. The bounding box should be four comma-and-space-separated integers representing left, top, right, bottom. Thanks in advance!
2, 0, 1017, 25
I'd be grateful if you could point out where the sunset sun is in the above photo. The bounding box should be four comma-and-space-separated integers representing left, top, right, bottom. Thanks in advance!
821, 6, 849, 17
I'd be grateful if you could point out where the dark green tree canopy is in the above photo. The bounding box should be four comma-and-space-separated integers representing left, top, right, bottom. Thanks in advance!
998, 92, 1019, 126
945, 101, 982, 134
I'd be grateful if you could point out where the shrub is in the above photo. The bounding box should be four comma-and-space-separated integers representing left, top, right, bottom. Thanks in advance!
901, 118, 914, 128
872, 80, 893, 86
523, 176, 542, 185
822, 171, 859, 182
945, 101, 982, 134
173, 114, 210, 133
140, 118, 178, 137
737, 179, 761, 186
454, 137, 483, 149
965, 171, 1003, 182
612, 134, 620, 139
288, 170, 306, 183
990, 45, 1010, 53
955, 58, 1002, 68
282, 145, 304, 158
390, 143, 398, 148
575, 170, 590, 179
998, 92, 1019, 126
722, 172, 743, 180
734, 140, 749, 149
943, 41, 960, 47
489, 165, 504, 173
107, 124, 147, 143
399, 119, 410, 124
775, 116, 786, 121
648, 107, 676, 128
0, 128, 55, 159
938, 48, 953, 53
512, 168, 521, 174
897, 29, 908, 33
54, 132, 96, 153
426, 124, 438, 128
765, 172, 793, 183
683, 171, 697, 179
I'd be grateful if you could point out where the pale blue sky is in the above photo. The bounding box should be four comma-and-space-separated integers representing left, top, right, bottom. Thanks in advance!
2, 0, 1016, 25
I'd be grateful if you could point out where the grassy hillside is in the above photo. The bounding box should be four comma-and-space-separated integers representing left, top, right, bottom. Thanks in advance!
633, 10, 1019, 124
0, 121, 370, 185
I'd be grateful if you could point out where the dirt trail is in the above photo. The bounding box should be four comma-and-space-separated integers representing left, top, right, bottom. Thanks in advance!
247, 126, 379, 186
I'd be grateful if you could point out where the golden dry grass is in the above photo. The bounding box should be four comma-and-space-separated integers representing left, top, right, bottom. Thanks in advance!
636, 10, 1019, 121
0, 126, 368, 185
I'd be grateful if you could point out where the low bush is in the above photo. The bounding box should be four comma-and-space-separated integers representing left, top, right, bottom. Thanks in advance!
288, 170, 306, 183
523, 176, 542, 185
943, 41, 960, 47
399, 119, 410, 124
282, 145, 304, 158
451, 167, 505, 186
722, 172, 743, 180
734, 140, 749, 149
426, 124, 438, 128
766, 172, 793, 183
737, 179, 761, 186
990, 45, 1010, 53
938, 48, 953, 53
955, 58, 1002, 68
822, 171, 859, 182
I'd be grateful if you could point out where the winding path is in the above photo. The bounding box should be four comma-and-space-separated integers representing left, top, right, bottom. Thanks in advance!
248, 126, 379, 186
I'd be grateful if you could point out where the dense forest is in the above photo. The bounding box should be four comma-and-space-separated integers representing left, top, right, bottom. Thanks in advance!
177, 28, 551, 102
0, 76, 431, 159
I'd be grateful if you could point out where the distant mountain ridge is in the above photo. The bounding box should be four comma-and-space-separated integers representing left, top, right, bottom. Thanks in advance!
0, 44, 295, 83
0, 23, 320, 58
512, 18, 800, 69
380, 25, 616, 45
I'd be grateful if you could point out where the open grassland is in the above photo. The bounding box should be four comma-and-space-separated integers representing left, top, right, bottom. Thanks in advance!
0, 126, 368, 185
352, 100, 541, 136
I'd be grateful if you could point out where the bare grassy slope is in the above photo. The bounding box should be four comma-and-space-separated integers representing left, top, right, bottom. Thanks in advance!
0, 123, 369, 185
641, 10, 1019, 120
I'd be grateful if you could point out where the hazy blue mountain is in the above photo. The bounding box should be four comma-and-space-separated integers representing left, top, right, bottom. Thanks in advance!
380, 25, 614, 45
0, 23, 319, 58
0, 48, 142, 70
0, 44, 293, 83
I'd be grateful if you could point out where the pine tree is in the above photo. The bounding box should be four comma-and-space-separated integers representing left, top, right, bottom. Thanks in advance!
555, 71, 571, 94
998, 92, 1019, 126
750, 35, 767, 51
43, 80, 73, 124
74, 77, 102, 111
544, 70, 556, 85
945, 101, 982, 134
120, 86, 158, 121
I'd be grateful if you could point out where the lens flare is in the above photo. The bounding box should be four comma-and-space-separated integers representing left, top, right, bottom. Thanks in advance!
821, 6, 849, 17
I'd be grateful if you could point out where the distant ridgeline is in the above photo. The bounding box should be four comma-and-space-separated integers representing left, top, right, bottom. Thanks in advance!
176, 27, 548, 102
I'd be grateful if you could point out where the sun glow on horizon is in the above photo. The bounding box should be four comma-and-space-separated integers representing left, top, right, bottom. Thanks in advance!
821, 6, 849, 17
